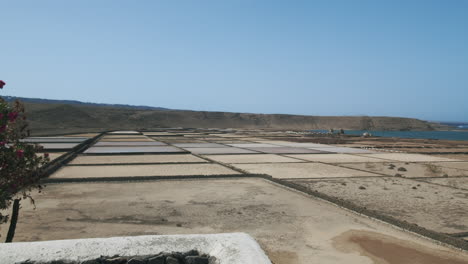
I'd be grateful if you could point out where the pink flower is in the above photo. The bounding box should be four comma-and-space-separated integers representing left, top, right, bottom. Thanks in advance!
0, 125, 6, 132
44, 153, 49, 158
0, 113, 3, 119
0, 141, 5, 147
8, 112, 18, 122
0, 80, 5, 89
16, 149, 24, 158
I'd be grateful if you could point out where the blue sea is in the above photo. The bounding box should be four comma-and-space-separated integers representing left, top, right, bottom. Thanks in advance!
439, 122, 468, 129
311, 130, 468, 141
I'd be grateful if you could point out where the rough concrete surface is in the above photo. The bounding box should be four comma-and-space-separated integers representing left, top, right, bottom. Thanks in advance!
0, 233, 271, 264
233, 163, 379, 178
69, 154, 208, 165
51, 164, 240, 178
288, 177, 468, 234
3, 178, 468, 264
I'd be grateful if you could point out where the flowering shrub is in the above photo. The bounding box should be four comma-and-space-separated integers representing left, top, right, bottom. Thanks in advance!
0, 80, 49, 242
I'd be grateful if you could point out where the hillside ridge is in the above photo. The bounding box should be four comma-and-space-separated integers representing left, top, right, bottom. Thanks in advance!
5, 96, 441, 134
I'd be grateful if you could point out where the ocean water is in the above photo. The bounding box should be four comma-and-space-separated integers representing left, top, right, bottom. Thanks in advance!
439, 122, 468, 129
310, 130, 468, 141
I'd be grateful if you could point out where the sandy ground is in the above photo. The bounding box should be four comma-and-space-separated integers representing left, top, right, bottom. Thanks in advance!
307, 146, 375, 154
340, 162, 468, 178
11, 131, 468, 263
356, 153, 461, 162
418, 177, 468, 190
287, 177, 468, 234
285, 153, 389, 163
69, 154, 208, 165
427, 161, 468, 171
240, 146, 329, 154
397, 148, 468, 153
2, 178, 467, 264
261, 142, 334, 148
430, 154, 468, 161
333, 230, 468, 264
233, 163, 380, 178
51, 164, 240, 178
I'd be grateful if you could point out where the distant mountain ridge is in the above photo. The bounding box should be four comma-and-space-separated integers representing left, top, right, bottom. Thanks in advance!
3, 95, 169, 111
2, 95, 444, 135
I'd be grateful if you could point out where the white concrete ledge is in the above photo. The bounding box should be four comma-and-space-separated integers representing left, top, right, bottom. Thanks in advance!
0, 233, 272, 264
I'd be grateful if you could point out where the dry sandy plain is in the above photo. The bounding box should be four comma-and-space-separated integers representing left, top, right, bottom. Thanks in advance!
2, 129, 468, 264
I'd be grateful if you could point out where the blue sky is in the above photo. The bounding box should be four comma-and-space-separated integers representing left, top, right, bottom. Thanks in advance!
1, 0, 467, 122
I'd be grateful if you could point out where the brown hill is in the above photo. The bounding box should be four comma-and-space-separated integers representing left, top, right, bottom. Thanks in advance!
21, 101, 436, 135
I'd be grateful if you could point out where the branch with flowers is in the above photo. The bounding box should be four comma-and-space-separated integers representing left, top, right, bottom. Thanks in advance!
0, 80, 49, 242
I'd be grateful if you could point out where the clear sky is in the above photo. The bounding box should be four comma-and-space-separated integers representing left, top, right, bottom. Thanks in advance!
1, 0, 467, 122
